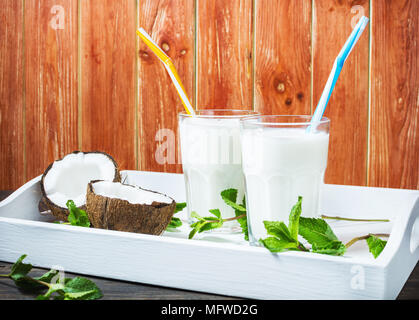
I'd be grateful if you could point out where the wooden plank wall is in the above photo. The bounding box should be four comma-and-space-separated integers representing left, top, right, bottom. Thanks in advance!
0, 0, 418, 190
25, 0, 79, 182
0, 1, 24, 189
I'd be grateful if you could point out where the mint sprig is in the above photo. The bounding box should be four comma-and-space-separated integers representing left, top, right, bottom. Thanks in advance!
345, 233, 389, 258
221, 189, 248, 240
55, 200, 91, 227
188, 210, 224, 239
188, 189, 248, 240
0, 255, 102, 300
260, 197, 389, 258
67, 200, 90, 227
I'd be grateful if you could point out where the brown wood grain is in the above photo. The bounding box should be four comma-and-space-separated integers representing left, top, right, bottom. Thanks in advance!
369, 0, 418, 189
24, 0, 79, 181
254, 0, 312, 115
0, 1, 24, 190
197, 0, 253, 109
81, 0, 136, 170
313, 0, 369, 186
137, 0, 194, 173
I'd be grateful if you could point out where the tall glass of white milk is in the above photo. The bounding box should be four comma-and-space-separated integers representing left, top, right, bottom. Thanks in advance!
179, 110, 259, 232
240, 115, 330, 245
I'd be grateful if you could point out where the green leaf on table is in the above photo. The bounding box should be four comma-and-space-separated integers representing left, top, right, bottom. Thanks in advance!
66, 200, 90, 227
61, 277, 103, 300
37, 277, 103, 300
2, 254, 102, 300
288, 196, 302, 241
8, 254, 32, 282
366, 235, 387, 258
299, 217, 346, 256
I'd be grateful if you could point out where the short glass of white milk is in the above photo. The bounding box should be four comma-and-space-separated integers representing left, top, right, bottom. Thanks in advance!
179, 109, 259, 233
240, 115, 330, 245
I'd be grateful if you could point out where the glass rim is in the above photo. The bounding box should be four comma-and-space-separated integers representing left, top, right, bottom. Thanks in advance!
179, 109, 259, 119
240, 115, 330, 127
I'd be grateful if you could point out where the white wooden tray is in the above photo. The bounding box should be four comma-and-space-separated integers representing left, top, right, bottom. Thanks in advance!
0, 170, 418, 299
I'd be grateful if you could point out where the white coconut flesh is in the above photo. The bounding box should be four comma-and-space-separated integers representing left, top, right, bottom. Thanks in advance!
91, 181, 172, 205
43, 152, 117, 208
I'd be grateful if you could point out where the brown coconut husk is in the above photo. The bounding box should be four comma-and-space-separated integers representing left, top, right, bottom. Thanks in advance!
40, 151, 121, 221
86, 181, 176, 235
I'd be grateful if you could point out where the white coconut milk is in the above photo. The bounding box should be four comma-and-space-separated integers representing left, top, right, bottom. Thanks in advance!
179, 117, 245, 229
241, 127, 329, 243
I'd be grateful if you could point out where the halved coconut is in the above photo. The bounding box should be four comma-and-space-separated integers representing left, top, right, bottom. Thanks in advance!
41, 151, 120, 221
86, 180, 176, 235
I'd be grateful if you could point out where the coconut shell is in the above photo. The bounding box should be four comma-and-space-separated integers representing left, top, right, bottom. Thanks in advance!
40, 151, 121, 221
86, 181, 176, 235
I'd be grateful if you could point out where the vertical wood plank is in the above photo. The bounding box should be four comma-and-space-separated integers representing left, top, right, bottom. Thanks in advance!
137, 0, 194, 173
369, 0, 418, 189
197, 0, 253, 109
81, 0, 136, 170
0, 1, 24, 189
254, 0, 312, 115
313, 0, 369, 186
25, 0, 79, 180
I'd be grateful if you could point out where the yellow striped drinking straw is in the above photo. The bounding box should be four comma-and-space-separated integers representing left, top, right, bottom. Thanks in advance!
136, 28, 195, 115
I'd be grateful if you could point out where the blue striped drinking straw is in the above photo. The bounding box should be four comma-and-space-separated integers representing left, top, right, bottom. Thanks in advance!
308, 16, 369, 133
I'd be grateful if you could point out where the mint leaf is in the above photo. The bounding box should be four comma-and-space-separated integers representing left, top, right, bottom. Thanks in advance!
167, 217, 182, 229
61, 277, 103, 300
8, 254, 32, 281
312, 241, 346, 256
260, 221, 305, 253
221, 189, 246, 212
263, 221, 295, 243
299, 217, 339, 247
6, 254, 42, 291
299, 217, 346, 256
35, 269, 60, 284
366, 235, 387, 258
66, 200, 90, 227
188, 226, 199, 239
191, 211, 205, 222
209, 209, 221, 220
221, 188, 238, 203
174, 202, 186, 214
288, 196, 302, 241
63, 289, 97, 300
236, 196, 248, 241
259, 237, 298, 252
37, 277, 103, 300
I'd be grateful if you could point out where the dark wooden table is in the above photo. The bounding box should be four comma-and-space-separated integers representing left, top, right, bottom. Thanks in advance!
0, 191, 417, 300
